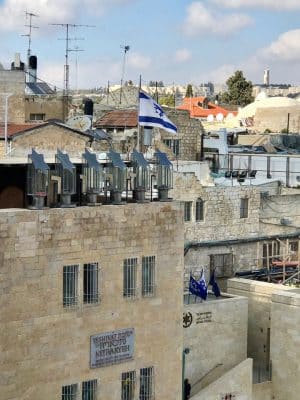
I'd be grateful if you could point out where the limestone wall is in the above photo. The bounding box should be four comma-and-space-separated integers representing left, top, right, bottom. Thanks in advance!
171, 172, 261, 243
227, 279, 290, 368
11, 124, 90, 154
25, 95, 65, 122
191, 358, 253, 400
254, 106, 300, 133
163, 108, 203, 161
184, 295, 248, 392
0, 203, 184, 400
0, 70, 25, 124
253, 382, 272, 400
271, 289, 300, 400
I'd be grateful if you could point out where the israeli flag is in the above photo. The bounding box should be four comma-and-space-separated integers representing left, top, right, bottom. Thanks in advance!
138, 91, 177, 134
189, 270, 207, 300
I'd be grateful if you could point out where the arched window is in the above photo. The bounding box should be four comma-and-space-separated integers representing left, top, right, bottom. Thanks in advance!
195, 198, 204, 221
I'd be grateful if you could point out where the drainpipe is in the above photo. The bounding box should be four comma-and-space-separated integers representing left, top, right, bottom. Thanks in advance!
182, 348, 190, 400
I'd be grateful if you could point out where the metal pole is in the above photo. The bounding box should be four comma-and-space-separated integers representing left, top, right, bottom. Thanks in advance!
4, 94, 11, 155
137, 74, 142, 151
182, 348, 190, 400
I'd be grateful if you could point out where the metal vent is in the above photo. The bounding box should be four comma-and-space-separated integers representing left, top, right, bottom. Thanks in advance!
107, 150, 127, 204
27, 149, 49, 209
131, 149, 149, 202
82, 149, 103, 205
55, 149, 76, 207
154, 149, 173, 201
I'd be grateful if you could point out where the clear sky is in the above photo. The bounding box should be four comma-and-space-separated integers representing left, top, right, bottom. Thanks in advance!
0, 0, 300, 90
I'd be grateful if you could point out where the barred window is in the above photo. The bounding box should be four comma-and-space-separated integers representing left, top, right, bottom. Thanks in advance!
142, 256, 155, 297
195, 198, 204, 222
240, 198, 249, 218
210, 254, 233, 278
123, 258, 137, 298
83, 263, 99, 304
63, 265, 78, 307
82, 379, 97, 400
184, 201, 192, 222
121, 371, 136, 400
140, 367, 154, 400
62, 384, 77, 400
163, 139, 180, 157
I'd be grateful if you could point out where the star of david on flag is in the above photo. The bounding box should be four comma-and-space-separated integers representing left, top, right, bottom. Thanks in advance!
138, 91, 177, 134
189, 269, 207, 300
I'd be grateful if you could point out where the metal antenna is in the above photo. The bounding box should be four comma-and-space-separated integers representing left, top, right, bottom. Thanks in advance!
49, 23, 94, 96
119, 44, 130, 105
21, 11, 39, 59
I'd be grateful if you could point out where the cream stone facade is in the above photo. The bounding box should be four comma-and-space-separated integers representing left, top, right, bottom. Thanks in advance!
228, 278, 300, 400
184, 294, 248, 394
0, 203, 184, 400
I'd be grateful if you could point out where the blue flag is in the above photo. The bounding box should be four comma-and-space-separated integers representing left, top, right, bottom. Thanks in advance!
138, 91, 177, 134
189, 271, 207, 300
209, 269, 221, 297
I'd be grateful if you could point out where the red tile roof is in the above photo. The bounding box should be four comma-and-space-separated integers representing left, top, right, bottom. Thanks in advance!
95, 110, 138, 128
0, 123, 44, 138
177, 96, 236, 118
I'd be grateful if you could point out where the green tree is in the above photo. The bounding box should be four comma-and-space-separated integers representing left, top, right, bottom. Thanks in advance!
158, 94, 175, 107
221, 70, 254, 107
185, 84, 193, 98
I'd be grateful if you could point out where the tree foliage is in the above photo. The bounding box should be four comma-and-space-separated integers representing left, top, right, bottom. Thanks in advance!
221, 70, 254, 107
158, 94, 175, 107
185, 84, 193, 98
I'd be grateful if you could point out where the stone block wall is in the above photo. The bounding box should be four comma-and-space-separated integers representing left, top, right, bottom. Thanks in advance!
163, 109, 204, 161
25, 95, 65, 122
271, 289, 300, 400
0, 203, 184, 400
0, 70, 26, 124
184, 295, 248, 391
171, 172, 261, 243
254, 106, 300, 133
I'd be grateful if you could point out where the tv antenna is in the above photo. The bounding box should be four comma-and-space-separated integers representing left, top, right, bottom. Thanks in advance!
119, 44, 130, 104
49, 23, 94, 96
21, 11, 39, 59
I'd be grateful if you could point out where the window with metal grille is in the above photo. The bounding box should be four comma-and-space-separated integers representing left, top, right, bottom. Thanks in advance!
163, 139, 180, 157
121, 371, 136, 400
140, 367, 154, 400
142, 256, 155, 297
30, 113, 45, 121
62, 384, 77, 400
195, 198, 204, 222
82, 379, 97, 400
63, 265, 79, 307
210, 254, 233, 278
123, 258, 137, 298
240, 198, 249, 218
83, 263, 99, 304
184, 201, 192, 222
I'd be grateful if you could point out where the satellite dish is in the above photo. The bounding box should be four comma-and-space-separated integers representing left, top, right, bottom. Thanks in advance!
207, 114, 214, 122
66, 115, 92, 132
216, 113, 224, 122
226, 113, 234, 120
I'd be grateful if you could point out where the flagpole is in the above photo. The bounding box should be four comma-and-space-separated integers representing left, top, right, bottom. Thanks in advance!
137, 74, 142, 152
